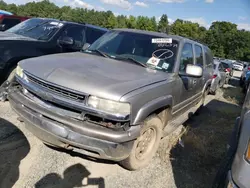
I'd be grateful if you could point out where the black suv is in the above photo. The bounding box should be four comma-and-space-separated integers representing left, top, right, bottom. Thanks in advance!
0, 18, 108, 84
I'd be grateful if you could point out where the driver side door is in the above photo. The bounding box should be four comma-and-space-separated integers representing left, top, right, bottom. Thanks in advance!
173, 43, 200, 116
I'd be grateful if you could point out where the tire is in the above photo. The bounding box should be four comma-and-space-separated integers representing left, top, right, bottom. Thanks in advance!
0, 67, 16, 87
119, 115, 163, 170
0, 67, 16, 102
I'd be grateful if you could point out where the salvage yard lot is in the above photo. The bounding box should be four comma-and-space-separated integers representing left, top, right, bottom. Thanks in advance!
0, 71, 244, 188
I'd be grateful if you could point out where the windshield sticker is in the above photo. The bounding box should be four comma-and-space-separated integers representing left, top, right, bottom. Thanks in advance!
146, 57, 160, 67
152, 38, 172, 44
50, 22, 63, 27
157, 43, 178, 48
152, 49, 174, 60
162, 62, 170, 70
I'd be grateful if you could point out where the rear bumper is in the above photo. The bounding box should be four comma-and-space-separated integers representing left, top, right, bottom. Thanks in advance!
8, 91, 140, 161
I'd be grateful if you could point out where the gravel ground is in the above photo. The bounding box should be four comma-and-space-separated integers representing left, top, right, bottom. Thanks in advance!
0, 71, 243, 188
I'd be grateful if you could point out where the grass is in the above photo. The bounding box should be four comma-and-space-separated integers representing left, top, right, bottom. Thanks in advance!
157, 86, 244, 188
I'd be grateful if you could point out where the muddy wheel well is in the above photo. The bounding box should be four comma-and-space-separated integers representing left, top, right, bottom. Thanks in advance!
148, 106, 171, 128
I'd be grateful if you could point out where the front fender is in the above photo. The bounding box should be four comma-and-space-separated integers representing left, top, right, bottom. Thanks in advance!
132, 95, 173, 125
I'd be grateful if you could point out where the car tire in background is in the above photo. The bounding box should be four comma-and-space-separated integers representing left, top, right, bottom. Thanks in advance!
0, 67, 16, 102
120, 115, 163, 171
2, 67, 16, 85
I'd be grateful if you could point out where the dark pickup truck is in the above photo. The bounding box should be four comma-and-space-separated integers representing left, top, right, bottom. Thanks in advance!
8, 29, 213, 170
0, 17, 108, 85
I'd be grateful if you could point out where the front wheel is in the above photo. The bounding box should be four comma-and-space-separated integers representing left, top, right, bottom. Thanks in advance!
0, 67, 16, 102
119, 116, 163, 170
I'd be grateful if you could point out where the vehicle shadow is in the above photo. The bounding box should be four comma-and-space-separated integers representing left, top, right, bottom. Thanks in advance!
228, 76, 240, 87
169, 99, 241, 188
35, 163, 105, 188
0, 118, 30, 188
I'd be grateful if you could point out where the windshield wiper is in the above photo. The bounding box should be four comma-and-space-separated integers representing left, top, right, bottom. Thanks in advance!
118, 56, 147, 68
90, 49, 111, 58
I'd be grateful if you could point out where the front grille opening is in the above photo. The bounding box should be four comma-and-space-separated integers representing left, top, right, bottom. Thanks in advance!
27, 89, 82, 115
85, 114, 129, 131
26, 74, 85, 102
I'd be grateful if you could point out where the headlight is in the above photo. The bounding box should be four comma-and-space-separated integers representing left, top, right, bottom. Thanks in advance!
88, 96, 130, 116
16, 65, 24, 78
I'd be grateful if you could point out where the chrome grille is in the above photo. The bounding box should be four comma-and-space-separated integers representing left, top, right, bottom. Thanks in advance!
26, 74, 85, 102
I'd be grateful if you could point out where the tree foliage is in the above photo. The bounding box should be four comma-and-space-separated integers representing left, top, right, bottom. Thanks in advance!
1, 0, 250, 61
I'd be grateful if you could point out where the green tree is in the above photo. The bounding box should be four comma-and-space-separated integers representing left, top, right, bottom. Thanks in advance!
158, 14, 169, 33
106, 12, 117, 29
117, 15, 127, 28
126, 15, 136, 28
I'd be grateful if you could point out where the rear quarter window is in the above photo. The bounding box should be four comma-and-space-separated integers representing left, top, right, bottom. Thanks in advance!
204, 46, 213, 68
194, 44, 204, 67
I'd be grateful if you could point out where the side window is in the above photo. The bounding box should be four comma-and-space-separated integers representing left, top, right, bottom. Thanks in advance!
194, 45, 204, 67
86, 27, 106, 44
2, 18, 21, 30
61, 26, 85, 49
205, 47, 213, 67
179, 43, 194, 72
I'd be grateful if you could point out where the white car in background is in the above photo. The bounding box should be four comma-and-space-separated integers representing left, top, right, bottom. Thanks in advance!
210, 60, 228, 95
233, 62, 244, 71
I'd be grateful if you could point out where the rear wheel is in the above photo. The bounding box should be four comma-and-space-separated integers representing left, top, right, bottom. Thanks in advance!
120, 115, 163, 170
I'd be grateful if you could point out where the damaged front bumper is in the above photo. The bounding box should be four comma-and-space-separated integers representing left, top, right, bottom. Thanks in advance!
8, 89, 140, 161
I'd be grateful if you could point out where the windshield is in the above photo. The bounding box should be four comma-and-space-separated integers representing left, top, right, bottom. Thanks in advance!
86, 31, 179, 72
6, 18, 63, 40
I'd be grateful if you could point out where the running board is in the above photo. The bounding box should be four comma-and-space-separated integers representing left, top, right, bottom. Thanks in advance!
163, 101, 202, 136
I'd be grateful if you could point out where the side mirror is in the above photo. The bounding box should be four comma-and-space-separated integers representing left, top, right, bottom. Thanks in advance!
0, 24, 6, 31
82, 43, 90, 51
58, 36, 74, 46
185, 64, 203, 77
